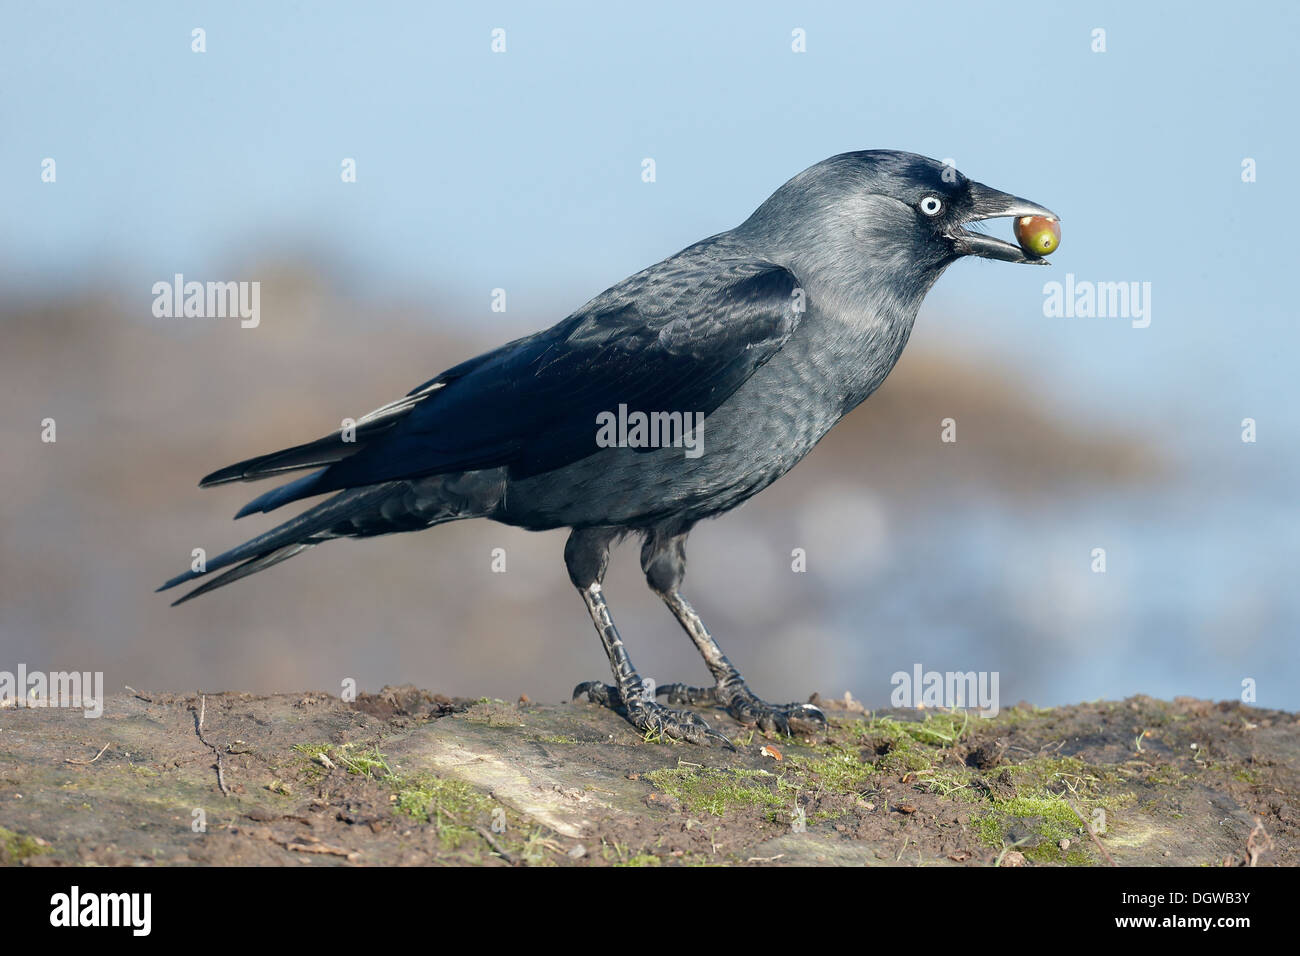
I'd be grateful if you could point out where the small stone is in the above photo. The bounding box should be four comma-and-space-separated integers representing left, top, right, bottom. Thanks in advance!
567, 844, 587, 859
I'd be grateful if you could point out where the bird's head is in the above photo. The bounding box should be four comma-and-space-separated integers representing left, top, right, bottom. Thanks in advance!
738, 149, 1059, 309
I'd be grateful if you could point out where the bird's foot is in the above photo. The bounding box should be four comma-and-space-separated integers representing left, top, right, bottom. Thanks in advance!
572, 680, 733, 748
658, 681, 826, 736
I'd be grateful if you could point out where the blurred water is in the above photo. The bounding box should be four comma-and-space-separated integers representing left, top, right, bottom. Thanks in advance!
822, 456, 1299, 711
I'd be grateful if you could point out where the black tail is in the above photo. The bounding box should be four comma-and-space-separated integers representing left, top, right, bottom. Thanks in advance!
157, 482, 405, 605
197, 380, 449, 493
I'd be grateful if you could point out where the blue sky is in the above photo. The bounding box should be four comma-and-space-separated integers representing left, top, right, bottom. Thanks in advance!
3, 0, 1297, 443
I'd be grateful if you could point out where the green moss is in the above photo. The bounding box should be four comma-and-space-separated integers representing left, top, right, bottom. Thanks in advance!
1026, 842, 1092, 866
602, 841, 656, 865
535, 734, 579, 745
333, 744, 393, 779
971, 814, 1010, 846
899, 711, 971, 746
394, 774, 497, 849
842, 711, 973, 748
911, 766, 981, 800
785, 750, 874, 795
285, 739, 553, 862
1001, 754, 1123, 794
973, 795, 1087, 863
0, 826, 49, 863
289, 742, 394, 779
645, 765, 785, 816
828, 711, 975, 778
970, 754, 1135, 865
1142, 763, 1191, 787
291, 742, 334, 780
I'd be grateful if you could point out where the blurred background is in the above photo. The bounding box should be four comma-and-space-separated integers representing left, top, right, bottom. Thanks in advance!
2, 2, 1296, 710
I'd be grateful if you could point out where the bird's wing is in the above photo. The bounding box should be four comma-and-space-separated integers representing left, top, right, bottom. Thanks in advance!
198, 343, 509, 488
321, 259, 803, 487
210, 257, 803, 506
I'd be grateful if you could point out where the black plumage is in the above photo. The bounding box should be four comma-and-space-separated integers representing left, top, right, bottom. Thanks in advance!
160, 150, 1056, 742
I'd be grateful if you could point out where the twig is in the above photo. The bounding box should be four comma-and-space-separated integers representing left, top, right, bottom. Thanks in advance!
994, 838, 1030, 867
1068, 801, 1117, 866
191, 694, 231, 796
1246, 818, 1273, 867
124, 685, 154, 703
476, 826, 518, 865
64, 743, 111, 765
281, 839, 359, 862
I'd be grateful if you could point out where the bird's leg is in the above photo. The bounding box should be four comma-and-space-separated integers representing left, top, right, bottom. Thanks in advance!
566, 529, 730, 746
656, 590, 826, 735
642, 532, 826, 736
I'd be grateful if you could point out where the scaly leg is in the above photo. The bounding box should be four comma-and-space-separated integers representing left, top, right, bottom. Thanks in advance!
566, 528, 731, 746
642, 531, 826, 736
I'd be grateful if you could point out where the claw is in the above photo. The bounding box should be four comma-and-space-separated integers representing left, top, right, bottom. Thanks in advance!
575, 675, 816, 748
576, 679, 732, 747
804, 704, 827, 721
704, 727, 737, 751
788, 703, 828, 731
724, 690, 827, 737
572, 680, 620, 707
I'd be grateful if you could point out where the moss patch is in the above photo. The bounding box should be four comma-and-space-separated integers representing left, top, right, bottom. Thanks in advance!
288, 741, 551, 863
0, 826, 49, 864
969, 755, 1135, 864
393, 774, 499, 849
645, 764, 785, 816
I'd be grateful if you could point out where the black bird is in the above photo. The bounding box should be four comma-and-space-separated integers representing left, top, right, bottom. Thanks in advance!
160, 150, 1057, 744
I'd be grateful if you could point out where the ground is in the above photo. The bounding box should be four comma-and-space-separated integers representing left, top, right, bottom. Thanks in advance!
0, 688, 1293, 866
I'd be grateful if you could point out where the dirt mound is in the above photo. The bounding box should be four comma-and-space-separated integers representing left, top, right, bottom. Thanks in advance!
0, 690, 1292, 866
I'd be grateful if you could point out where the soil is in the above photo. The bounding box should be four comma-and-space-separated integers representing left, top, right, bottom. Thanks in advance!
1, 687, 1294, 866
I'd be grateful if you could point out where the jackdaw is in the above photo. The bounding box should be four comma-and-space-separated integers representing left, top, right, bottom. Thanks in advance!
160, 150, 1057, 744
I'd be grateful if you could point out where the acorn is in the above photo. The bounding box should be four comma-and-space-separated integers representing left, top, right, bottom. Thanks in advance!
1013, 215, 1060, 257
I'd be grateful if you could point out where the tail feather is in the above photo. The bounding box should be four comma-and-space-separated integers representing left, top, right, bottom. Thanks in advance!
167, 544, 315, 606
199, 382, 448, 488
157, 482, 404, 600
233, 468, 328, 518
199, 433, 374, 487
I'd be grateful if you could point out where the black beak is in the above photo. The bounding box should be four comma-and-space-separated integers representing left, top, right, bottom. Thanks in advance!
948, 182, 1059, 265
